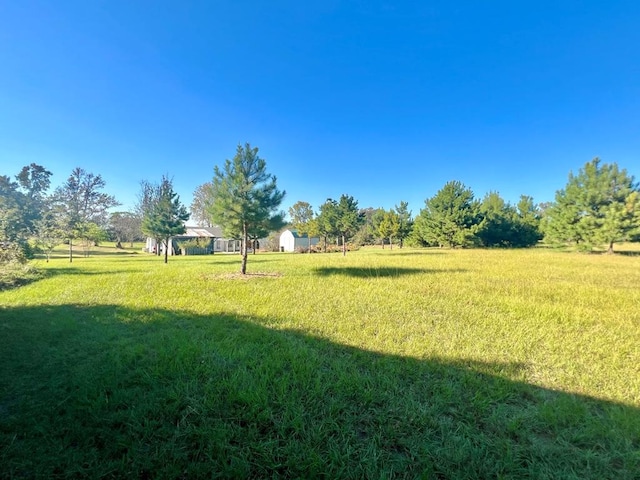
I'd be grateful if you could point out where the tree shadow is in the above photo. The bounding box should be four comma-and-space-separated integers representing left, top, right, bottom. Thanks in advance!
1, 304, 637, 478
313, 266, 465, 278
613, 250, 640, 257
40, 267, 149, 278
366, 249, 447, 256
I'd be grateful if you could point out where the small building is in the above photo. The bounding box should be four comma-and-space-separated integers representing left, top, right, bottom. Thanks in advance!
279, 229, 320, 252
145, 226, 242, 256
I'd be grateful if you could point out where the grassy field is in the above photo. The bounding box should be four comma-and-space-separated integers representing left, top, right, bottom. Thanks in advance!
1, 245, 639, 478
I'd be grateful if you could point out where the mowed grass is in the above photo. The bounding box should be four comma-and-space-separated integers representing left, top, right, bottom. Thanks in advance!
1, 246, 639, 478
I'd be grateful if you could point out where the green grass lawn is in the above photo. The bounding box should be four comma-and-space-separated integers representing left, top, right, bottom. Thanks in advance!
1, 247, 639, 478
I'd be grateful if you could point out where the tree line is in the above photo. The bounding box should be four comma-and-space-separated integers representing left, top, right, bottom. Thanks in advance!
2, 151, 639, 273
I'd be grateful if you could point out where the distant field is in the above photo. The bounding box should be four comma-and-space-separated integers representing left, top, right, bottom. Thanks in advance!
1, 246, 639, 478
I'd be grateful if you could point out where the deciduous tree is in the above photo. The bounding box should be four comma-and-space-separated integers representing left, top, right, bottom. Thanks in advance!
190, 182, 214, 227
0, 176, 29, 263
109, 211, 143, 248
50, 167, 119, 262
378, 210, 400, 249
288, 201, 315, 252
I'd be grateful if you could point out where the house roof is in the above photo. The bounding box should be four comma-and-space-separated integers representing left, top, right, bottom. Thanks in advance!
179, 226, 223, 238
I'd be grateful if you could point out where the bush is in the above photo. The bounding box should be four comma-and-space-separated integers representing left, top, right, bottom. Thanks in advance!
0, 242, 27, 265
0, 262, 42, 290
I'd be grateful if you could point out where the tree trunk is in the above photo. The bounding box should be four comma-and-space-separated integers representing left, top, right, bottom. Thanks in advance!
390, 236, 393, 250
69, 239, 73, 263
241, 223, 248, 274
164, 238, 169, 264
308, 236, 311, 253
342, 234, 347, 256
607, 240, 614, 254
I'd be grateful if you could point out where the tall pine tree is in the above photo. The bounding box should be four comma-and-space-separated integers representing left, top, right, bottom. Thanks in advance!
209, 143, 285, 274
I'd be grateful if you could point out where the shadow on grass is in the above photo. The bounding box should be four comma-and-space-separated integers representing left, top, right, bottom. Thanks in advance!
313, 266, 465, 278
614, 250, 640, 257
0, 266, 44, 291
363, 249, 447, 256
40, 267, 150, 279
1, 304, 638, 479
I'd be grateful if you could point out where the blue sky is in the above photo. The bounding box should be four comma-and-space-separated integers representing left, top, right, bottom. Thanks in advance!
1, 1, 639, 220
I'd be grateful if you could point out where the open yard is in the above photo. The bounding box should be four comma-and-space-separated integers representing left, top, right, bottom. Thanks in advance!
1, 246, 639, 478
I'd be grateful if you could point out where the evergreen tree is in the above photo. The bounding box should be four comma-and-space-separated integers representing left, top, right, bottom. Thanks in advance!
514, 195, 543, 247
248, 211, 286, 254
544, 158, 640, 253
335, 194, 362, 256
209, 143, 285, 274
141, 176, 189, 264
394, 201, 413, 248
477, 192, 513, 247
317, 199, 339, 252
414, 181, 481, 248
476, 192, 542, 248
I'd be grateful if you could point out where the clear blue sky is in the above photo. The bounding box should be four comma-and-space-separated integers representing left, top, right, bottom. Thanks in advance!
1, 1, 639, 219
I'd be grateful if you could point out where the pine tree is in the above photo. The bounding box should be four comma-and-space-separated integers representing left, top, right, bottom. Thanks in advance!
335, 194, 362, 256
415, 181, 481, 248
141, 176, 189, 263
209, 144, 285, 274
544, 158, 640, 253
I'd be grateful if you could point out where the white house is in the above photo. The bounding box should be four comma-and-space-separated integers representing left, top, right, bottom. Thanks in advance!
279, 229, 320, 252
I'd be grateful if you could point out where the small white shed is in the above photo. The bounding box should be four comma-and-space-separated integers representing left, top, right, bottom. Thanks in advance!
279, 229, 320, 252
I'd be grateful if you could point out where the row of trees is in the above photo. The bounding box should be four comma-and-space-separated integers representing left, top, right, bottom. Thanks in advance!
2, 153, 638, 272
276, 158, 639, 254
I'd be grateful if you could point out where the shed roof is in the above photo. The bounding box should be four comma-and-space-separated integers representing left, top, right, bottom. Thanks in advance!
284, 229, 315, 239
